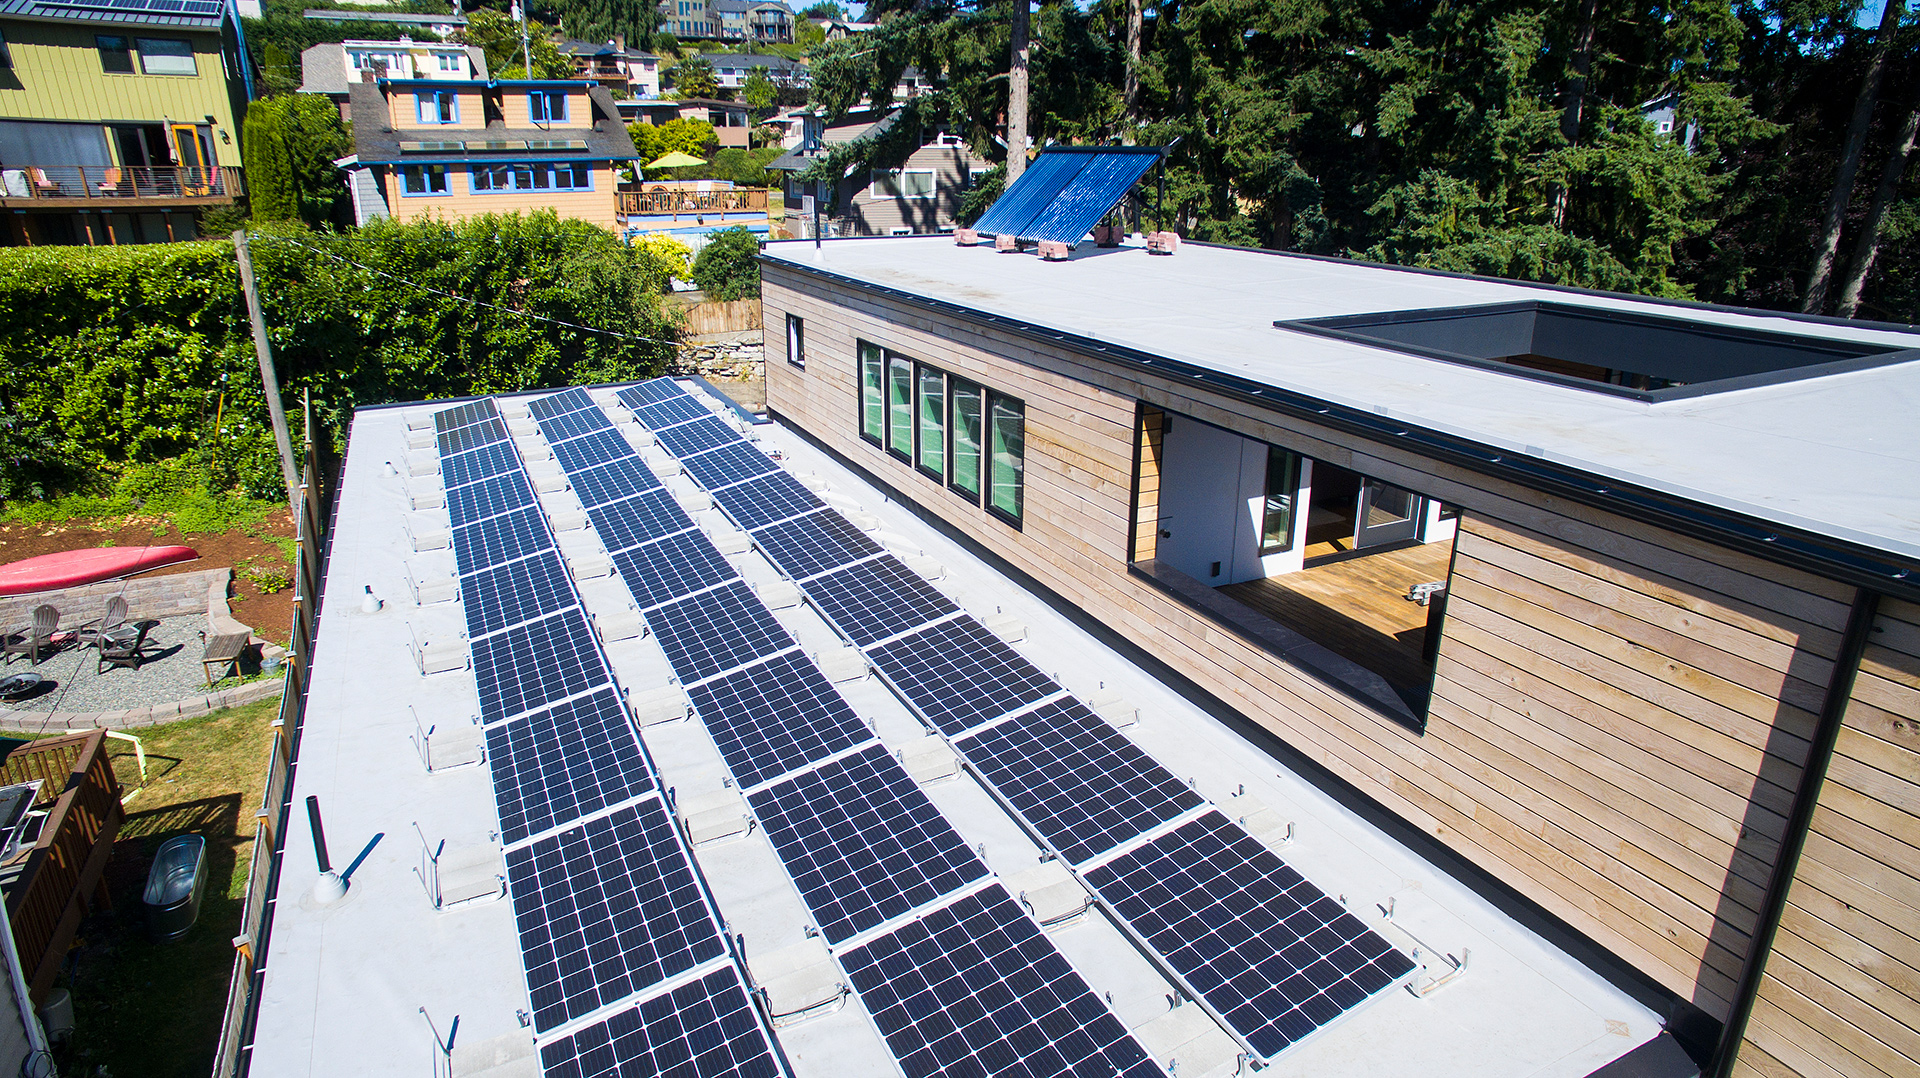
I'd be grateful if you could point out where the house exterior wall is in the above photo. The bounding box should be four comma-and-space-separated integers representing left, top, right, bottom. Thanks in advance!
0, 20, 241, 166
385, 85, 486, 129
760, 261, 1913, 1077
837, 144, 985, 236
497, 87, 592, 129
379, 163, 618, 230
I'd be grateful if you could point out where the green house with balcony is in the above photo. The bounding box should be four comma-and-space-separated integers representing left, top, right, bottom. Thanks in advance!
0, 0, 251, 245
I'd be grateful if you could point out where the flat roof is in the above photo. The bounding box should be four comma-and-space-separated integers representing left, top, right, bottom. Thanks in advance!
760, 237, 1920, 567
252, 381, 1662, 1078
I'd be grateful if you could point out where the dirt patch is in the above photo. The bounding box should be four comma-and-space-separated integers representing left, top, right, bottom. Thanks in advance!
0, 515, 297, 647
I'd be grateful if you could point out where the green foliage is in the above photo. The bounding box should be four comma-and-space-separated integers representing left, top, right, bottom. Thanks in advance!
629, 117, 719, 164
632, 234, 693, 288
795, 21, 826, 48
459, 8, 574, 79
800, 1, 846, 18
744, 68, 779, 113
704, 146, 785, 186
259, 41, 300, 95
243, 110, 297, 224
690, 226, 762, 300
0, 214, 680, 501
670, 55, 719, 99
652, 31, 681, 55
242, 94, 352, 229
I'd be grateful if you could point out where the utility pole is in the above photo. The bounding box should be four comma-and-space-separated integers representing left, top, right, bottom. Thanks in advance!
1007, 0, 1029, 183
233, 230, 301, 514
513, 0, 532, 78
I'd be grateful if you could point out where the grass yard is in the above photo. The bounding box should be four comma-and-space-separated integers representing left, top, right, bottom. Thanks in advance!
55, 694, 280, 1078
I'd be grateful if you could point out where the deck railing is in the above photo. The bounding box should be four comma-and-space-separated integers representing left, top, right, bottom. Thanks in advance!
2, 164, 243, 202
1, 729, 123, 1004
619, 186, 769, 216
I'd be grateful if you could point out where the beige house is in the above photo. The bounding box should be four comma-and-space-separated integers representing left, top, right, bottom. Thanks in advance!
770, 110, 989, 238
343, 77, 635, 231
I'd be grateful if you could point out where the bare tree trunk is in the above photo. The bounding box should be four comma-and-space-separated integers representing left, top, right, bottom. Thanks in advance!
1801, 0, 1907, 313
1835, 94, 1920, 318
1008, 0, 1030, 183
1550, 0, 1599, 229
1125, 0, 1142, 119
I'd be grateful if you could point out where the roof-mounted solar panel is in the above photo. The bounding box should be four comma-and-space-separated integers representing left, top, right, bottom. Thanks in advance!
971, 146, 1162, 244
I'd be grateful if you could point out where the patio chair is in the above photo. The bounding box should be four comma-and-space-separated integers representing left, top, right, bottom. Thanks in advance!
95, 167, 124, 196
2, 605, 60, 665
28, 168, 58, 196
97, 620, 157, 674
74, 595, 129, 649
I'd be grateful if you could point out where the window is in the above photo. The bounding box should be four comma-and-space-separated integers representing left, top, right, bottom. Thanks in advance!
887, 353, 914, 460
97, 36, 134, 74
916, 365, 944, 480
400, 164, 448, 195
437, 52, 462, 72
988, 395, 1025, 523
948, 379, 982, 500
1259, 445, 1302, 555
871, 169, 934, 199
859, 341, 884, 443
136, 38, 196, 75
416, 91, 458, 124
786, 314, 805, 370
471, 162, 592, 192
529, 91, 568, 123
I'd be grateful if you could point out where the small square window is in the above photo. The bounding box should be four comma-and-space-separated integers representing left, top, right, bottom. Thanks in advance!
416, 92, 457, 124
136, 38, 196, 76
436, 52, 462, 72
97, 35, 133, 74
530, 92, 568, 123
401, 164, 448, 195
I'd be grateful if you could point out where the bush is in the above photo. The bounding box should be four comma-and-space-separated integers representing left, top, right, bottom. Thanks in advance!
690, 227, 762, 300
633, 234, 693, 290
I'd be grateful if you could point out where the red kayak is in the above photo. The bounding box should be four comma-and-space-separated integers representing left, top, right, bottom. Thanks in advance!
0, 546, 199, 597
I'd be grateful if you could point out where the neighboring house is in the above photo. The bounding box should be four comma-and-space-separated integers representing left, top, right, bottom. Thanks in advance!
560, 37, 661, 100
699, 51, 807, 91
0, 0, 250, 246
1638, 90, 1697, 152
625, 96, 751, 148
769, 110, 988, 237
656, 0, 793, 42
341, 77, 636, 231
302, 8, 467, 39
657, 0, 714, 39
299, 38, 488, 122
811, 17, 875, 40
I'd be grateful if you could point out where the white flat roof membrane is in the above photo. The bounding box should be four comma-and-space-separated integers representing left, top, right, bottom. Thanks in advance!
253, 383, 1661, 1078
762, 237, 1920, 564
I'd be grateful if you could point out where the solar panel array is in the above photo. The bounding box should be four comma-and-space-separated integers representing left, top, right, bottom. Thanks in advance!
970, 146, 1164, 244
592, 379, 1160, 1076
627, 380, 1416, 1062
428, 396, 788, 1076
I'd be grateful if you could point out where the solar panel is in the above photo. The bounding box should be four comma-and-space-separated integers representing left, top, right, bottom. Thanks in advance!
440, 440, 520, 490
434, 399, 497, 432
454, 506, 553, 575
538, 967, 783, 1078
437, 415, 510, 456
471, 608, 609, 723
750, 510, 884, 581
840, 885, 1161, 1078
570, 456, 663, 508
686, 651, 876, 790
645, 581, 796, 683
971, 147, 1162, 244
537, 406, 614, 445
805, 557, 959, 647
618, 378, 687, 408
611, 530, 739, 610
446, 470, 535, 527
677, 440, 779, 491
552, 428, 635, 472
529, 387, 596, 420
712, 472, 825, 531
957, 698, 1204, 866
587, 489, 696, 553
487, 688, 655, 845
507, 798, 725, 1033
461, 550, 577, 638
866, 618, 1059, 736
745, 744, 987, 944
40, 0, 226, 14
1084, 811, 1416, 1059
636, 394, 713, 430
655, 415, 741, 459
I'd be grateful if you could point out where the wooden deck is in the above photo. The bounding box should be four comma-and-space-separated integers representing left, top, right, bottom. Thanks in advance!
1219, 540, 1454, 699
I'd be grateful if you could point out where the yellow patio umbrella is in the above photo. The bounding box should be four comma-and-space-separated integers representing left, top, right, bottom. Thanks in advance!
645, 151, 707, 169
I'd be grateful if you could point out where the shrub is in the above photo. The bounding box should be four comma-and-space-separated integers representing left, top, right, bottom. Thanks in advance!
690, 227, 762, 301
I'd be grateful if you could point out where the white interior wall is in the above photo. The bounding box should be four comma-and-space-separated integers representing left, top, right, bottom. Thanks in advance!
1157, 415, 1244, 584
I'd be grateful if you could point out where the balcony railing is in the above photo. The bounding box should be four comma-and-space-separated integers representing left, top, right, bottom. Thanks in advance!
619, 186, 769, 216
1, 164, 243, 203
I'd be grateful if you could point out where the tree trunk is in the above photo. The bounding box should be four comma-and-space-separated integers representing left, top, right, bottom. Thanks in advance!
1125, 0, 1143, 120
1550, 0, 1599, 230
1835, 93, 1920, 318
1008, 0, 1030, 183
1801, 0, 1907, 314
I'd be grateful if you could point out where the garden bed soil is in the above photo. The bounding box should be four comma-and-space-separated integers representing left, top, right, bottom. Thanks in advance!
0, 516, 296, 646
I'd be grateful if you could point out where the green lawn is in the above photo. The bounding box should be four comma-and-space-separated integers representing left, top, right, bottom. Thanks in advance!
58, 694, 280, 1078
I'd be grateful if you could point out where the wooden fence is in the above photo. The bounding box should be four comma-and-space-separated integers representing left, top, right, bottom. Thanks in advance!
1, 730, 123, 1003
677, 297, 762, 336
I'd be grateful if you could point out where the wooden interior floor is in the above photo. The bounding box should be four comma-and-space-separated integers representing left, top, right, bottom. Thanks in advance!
1219, 540, 1455, 699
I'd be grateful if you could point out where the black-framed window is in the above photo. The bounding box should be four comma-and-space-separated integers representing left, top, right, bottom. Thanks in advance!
136, 37, 195, 75
96, 35, 133, 74
1259, 445, 1302, 555
786, 313, 805, 370
854, 343, 1021, 524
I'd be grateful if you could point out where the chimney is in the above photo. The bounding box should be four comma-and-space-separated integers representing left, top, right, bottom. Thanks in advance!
361, 69, 376, 83
614, 33, 625, 53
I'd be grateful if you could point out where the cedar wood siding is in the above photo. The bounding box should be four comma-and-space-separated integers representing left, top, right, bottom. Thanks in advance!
761, 263, 1914, 1076
1733, 597, 1920, 1078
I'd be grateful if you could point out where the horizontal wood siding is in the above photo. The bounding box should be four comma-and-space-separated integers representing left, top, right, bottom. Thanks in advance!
1133, 405, 1163, 562
762, 263, 1877, 1029
1735, 596, 1920, 1078
383, 164, 618, 230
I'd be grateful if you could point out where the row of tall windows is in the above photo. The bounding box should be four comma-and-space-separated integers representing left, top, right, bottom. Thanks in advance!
401, 163, 593, 195
858, 341, 1024, 526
